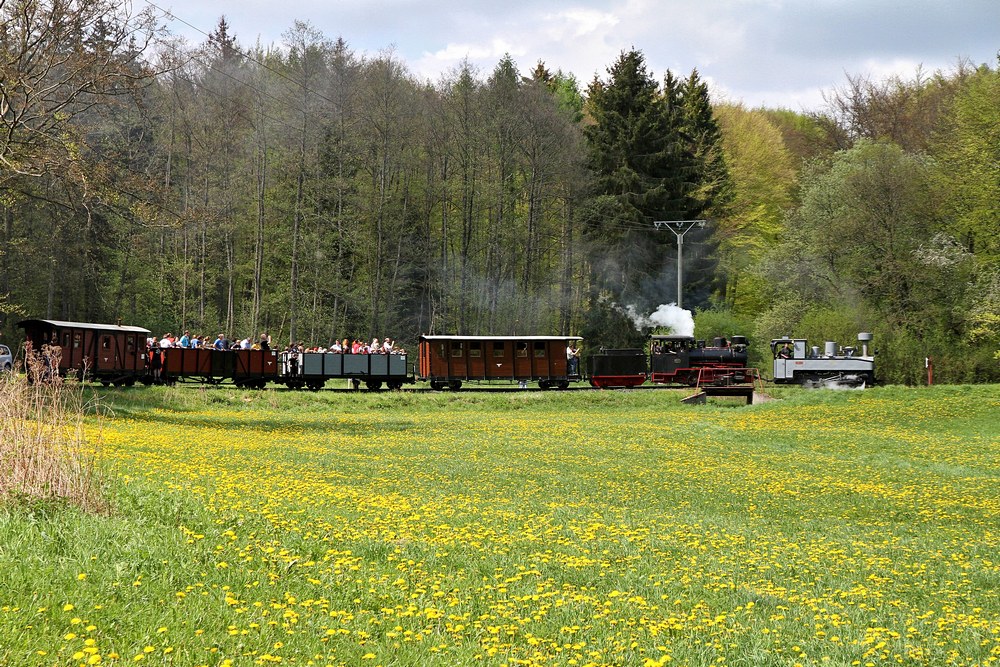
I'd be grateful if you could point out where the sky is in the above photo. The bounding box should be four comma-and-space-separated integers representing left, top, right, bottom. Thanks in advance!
145, 0, 1000, 110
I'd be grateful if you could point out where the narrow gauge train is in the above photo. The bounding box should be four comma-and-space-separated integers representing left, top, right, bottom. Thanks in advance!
770, 333, 875, 388
17, 319, 412, 390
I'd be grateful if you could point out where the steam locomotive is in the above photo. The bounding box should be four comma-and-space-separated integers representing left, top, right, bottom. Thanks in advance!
587, 335, 751, 389
770, 333, 875, 388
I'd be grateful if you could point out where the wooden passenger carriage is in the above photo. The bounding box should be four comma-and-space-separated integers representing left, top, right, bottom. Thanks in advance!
18, 319, 150, 386
418, 335, 582, 390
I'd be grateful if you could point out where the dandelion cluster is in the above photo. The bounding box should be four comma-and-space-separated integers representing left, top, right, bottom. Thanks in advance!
1, 386, 997, 666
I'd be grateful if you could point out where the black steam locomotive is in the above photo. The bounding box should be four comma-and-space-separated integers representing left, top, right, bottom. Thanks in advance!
588, 335, 751, 388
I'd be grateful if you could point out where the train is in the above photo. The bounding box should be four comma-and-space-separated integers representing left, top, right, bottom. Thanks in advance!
15, 318, 875, 391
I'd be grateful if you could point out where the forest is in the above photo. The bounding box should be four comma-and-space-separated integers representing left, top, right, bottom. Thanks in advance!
1, 0, 998, 383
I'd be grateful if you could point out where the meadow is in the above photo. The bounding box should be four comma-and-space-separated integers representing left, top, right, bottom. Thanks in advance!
1, 384, 998, 667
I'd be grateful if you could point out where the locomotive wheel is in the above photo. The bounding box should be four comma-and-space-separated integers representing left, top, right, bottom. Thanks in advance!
366, 380, 383, 391
448, 380, 462, 391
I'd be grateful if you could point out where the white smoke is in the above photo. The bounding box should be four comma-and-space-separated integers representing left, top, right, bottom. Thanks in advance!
623, 303, 695, 337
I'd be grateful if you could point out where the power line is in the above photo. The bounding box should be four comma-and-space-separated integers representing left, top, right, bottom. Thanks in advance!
142, 0, 347, 111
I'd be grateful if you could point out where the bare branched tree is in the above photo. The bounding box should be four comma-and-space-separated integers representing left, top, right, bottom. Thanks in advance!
0, 0, 158, 183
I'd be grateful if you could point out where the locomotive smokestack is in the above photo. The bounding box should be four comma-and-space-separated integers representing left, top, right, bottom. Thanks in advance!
858, 332, 873, 357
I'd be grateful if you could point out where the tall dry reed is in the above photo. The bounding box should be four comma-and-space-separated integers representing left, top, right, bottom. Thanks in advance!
0, 346, 106, 513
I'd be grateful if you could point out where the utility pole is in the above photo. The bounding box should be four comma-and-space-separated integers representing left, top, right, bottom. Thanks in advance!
653, 220, 705, 308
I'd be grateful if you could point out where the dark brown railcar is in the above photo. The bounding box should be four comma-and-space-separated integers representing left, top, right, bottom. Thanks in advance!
418, 335, 582, 390
17, 319, 150, 386
160, 348, 279, 388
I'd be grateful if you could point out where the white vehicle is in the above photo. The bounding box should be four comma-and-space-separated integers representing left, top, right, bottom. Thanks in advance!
0, 344, 12, 371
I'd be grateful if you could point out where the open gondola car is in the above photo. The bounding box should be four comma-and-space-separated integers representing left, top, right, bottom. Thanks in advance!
286, 351, 413, 391
159, 347, 280, 389
18, 319, 150, 386
418, 335, 582, 390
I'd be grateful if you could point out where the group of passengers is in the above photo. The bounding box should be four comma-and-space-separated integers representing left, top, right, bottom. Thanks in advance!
147, 332, 406, 356
147, 331, 275, 351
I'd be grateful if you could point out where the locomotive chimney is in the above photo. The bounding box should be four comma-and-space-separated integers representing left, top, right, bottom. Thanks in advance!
858, 332, 873, 357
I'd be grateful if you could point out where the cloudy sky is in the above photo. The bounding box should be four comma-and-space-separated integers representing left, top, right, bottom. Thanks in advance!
147, 0, 1000, 110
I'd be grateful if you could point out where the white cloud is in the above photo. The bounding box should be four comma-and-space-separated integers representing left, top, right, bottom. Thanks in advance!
153, 0, 1000, 110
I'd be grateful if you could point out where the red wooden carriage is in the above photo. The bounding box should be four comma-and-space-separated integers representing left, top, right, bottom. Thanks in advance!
18, 319, 150, 386
418, 335, 582, 390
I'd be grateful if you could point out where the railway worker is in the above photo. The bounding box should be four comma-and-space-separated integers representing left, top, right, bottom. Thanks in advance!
777, 342, 793, 359
287, 343, 300, 376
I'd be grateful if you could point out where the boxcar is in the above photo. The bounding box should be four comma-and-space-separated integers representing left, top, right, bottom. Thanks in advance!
18, 319, 150, 386
418, 335, 582, 390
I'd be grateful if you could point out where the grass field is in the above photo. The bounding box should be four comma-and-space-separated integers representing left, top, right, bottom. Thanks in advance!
1, 384, 998, 667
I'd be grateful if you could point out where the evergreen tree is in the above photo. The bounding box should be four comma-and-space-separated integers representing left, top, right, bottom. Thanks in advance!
582, 50, 700, 326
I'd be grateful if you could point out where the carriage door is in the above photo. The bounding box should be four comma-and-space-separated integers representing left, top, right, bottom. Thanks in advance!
97, 333, 117, 371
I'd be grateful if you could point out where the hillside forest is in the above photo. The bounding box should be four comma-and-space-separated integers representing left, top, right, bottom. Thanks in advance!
2, 2, 998, 383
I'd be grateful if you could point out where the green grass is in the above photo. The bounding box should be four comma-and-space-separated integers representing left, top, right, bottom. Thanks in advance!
1, 384, 998, 666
